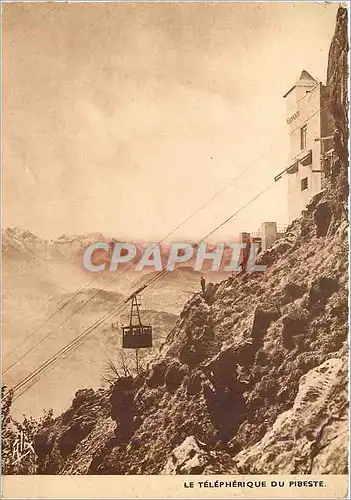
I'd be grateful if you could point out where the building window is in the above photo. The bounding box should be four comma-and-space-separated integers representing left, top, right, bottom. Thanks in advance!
300, 125, 307, 150
301, 177, 308, 191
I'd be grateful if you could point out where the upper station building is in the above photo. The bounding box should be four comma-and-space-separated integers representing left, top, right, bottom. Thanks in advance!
238, 71, 335, 254
283, 70, 334, 222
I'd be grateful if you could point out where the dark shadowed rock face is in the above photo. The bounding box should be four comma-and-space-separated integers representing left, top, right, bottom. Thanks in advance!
110, 377, 136, 443
33, 7, 348, 476
326, 7, 349, 158
165, 361, 188, 393
314, 202, 332, 237
146, 360, 168, 388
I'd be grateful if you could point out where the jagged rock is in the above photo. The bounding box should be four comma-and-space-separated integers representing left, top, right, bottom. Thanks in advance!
165, 361, 188, 393
327, 8, 348, 160
235, 339, 256, 367
33, 428, 56, 459
186, 371, 205, 396
72, 389, 95, 408
177, 296, 220, 367
57, 417, 95, 458
203, 381, 245, 442
161, 436, 210, 474
179, 294, 204, 321
203, 282, 217, 305
201, 348, 246, 441
310, 418, 348, 474
327, 290, 348, 319
307, 276, 339, 312
202, 347, 238, 390
234, 357, 348, 474
282, 281, 307, 303
250, 306, 281, 343
314, 202, 332, 237
146, 360, 167, 388
110, 377, 134, 424
281, 306, 310, 350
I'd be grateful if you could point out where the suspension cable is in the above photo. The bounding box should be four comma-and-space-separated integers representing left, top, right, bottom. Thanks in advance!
3, 161, 260, 374
8, 179, 275, 400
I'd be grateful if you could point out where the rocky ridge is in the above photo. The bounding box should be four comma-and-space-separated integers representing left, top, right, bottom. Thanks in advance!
2, 227, 110, 260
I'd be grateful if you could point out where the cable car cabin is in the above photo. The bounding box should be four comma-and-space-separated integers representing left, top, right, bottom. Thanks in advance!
120, 295, 153, 349
122, 325, 152, 349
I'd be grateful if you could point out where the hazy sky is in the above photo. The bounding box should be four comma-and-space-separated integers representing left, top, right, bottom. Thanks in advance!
3, 2, 339, 242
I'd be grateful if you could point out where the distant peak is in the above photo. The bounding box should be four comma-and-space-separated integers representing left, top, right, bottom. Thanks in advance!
4, 227, 36, 238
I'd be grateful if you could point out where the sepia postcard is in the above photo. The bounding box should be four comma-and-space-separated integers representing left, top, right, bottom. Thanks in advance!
1, 1, 349, 498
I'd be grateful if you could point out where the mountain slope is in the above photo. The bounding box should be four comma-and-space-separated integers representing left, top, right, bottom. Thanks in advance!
2, 231, 184, 418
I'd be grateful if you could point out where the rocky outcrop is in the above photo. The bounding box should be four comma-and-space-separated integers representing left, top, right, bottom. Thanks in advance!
323, 6, 349, 230
33, 388, 112, 474
234, 357, 348, 474
326, 7, 349, 164
161, 436, 211, 474
161, 436, 238, 475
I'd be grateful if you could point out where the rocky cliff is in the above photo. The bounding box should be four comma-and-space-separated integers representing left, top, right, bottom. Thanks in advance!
32, 7, 349, 476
